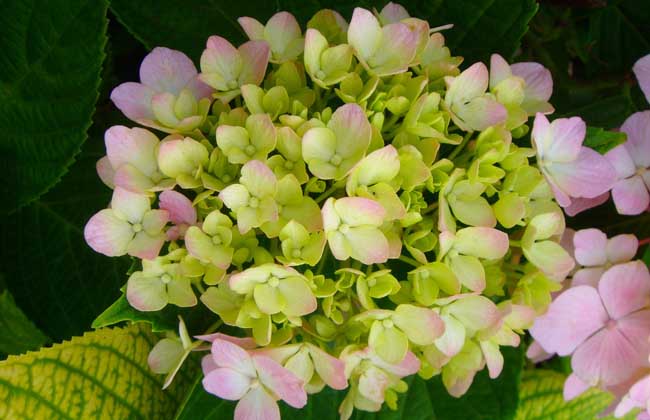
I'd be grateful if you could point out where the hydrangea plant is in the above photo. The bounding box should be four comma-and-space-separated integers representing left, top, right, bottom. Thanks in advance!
81, 3, 648, 420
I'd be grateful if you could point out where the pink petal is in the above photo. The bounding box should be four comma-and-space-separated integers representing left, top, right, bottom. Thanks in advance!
238, 17, 265, 40
563, 373, 591, 401
489, 54, 512, 88
203, 368, 252, 400
235, 386, 280, 420
346, 226, 390, 264
195, 333, 257, 349
347, 8, 382, 60
549, 147, 617, 200
606, 234, 639, 263
202, 354, 218, 374
211, 339, 256, 376
573, 228, 608, 266
383, 350, 420, 377
563, 193, 609, 217
572, 325, 642, 386
96, 156, 115, 189
253, 355, 307, 408
201, 36, 241, 87
140, 47, 197, 94
184, 75, 214, 100
633, 54, 650, 104
84, 209, 133, 256
605, 144, 637, 179
110, 82, 155, 122
333, 196, 386, 227
379, 2, 410, 23
127, 232, 165, 260
545, 117, 586, 163
599, 261, 650, 320
327, 103, 372, 158
449, 62, 489, 102
529, 286, 608, 356
620, 111, 650, 168
526, 340, 554, 363
238, 41, 270, 86
159, 190, 197, 225
572, 267, 604, 288
371, 23, 417, 75
113, 165, 154, 193
105, 126, 159, 176
306, 344, 347, 390
511, 62, 554, 111
612, 175, 650, 215
264, 12, 302, 56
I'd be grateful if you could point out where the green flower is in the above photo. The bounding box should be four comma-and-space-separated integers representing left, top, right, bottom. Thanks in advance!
216, 113, 276, 164
278, 221, 326, 266
267, 127, 309, 183
184, 210, 234, 270
261, 174, 322, 237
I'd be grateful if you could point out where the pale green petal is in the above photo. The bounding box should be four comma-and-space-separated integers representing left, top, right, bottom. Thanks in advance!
126, 272, 167, 311
369, 321, 409, 364
254, 283, 286, 314
278, 276, 317, 316
449, 254, 486, 292
167, 277, 197, 307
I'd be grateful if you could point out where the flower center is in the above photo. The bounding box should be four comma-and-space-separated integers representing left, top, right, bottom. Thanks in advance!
268, 276, 280, 288
161, 274, 172, 284
291, 249, 301, 258
316, 70, 326, 80
330, 154, 342, 166
382, 319, 394, 329
339, 224, 350, 234
284, 160, 294, 170
605, 319, 617, 330
222, 174, 232, 183
212, 235, 222, 245
245, 145, 256, 156
249, 197, 260, 208
132, 223, 143, 233
227, 79, 239, 90
367, 278, 377, 288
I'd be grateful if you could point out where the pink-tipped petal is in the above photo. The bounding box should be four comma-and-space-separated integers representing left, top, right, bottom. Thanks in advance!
159, 190, 197, 225
545, 117, 586, 163
201, 36, 242, 88
127, 232, 165, 260
195, 333, 257, 349
526, 341, 554, 363
347, 8, 382, 61
379, 2, 410, 23
264, 12, 302, 57
529, 286, 608, 356
605, 144, 637, 179
606, 234, 639, 263
621, 111, 650, 168
238, 16, 265, 40
140, 47, 197, 94
111, 187, 151, 223
238, 41, 270, 86
203, 368, 252, 400
234, 386, 280, 420
254, 355, 307, 408
370, 23, 417, 75
306, 344, 347, 390
511, 62, 554, 113
563, 373, 591, 401
105, 126, 159, 176
454, 227, 509, 260
211, 339, 256, 377
334, 197, 386, 227
549, 147, 616, 200
96, 156, 115, 189
84, 209, 133, 256
480, 341, 504, 379
633, 54, 650, 104
240, 160, 276, 198
573, 228, 608, 267
346, 226, 390, 264
110, 82, 156, 122
563, 193, 610, 217
489, 54, 512, 88
611, 176, 650, 215
327, 103, 372, 157
598, 261, 650, 320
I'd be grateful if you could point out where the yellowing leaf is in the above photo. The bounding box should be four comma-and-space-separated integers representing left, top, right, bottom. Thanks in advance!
0, 324, 195, 420
515, 369, 636, 420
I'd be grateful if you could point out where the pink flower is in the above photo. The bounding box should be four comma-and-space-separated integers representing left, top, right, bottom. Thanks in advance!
605, 111, 650, 215
532, 113, 616, 208
633, 54, 650, 104
571, 228, 638, 288
111, 47, 213, 133
202, 338, 307, 420
159, 190, 197, 240
615, 374, 650, 419
530, 261, 650, 388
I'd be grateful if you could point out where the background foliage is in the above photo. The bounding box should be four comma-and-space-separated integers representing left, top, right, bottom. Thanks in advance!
0, 0, 648, 419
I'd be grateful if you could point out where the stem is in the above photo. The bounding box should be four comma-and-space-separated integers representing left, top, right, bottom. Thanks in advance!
315, 180, 344, 203
639, 237, 650, 247
448, 132, 472, 160
398, 255, 420, 267
422, 202, 439, 215
509, 240, 522, 248
203, 320, 223, 335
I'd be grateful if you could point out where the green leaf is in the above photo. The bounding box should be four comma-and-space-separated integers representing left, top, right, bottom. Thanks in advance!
514, 369, 636, 420
0, 105, 132, 342
0, 289, 49, 356
0, 0, 108, 214
583, 127, 627, 154
110, 0, 537, 65
174, 345, 524, 419
643, 244, 650, 267
92, 294, 179, 333
0, 324, 196, 420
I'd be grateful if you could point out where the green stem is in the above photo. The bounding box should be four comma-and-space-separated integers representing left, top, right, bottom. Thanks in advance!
398, 255, 420, 267
448, 132, 472, 160
203, 320, 223, 335
422, 202, 439, 215
315, 180, 344, 203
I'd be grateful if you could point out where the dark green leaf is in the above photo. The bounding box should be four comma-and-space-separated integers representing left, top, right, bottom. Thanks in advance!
0, 0, 108, 214
174, 345, 523, 419
0, 103, 131, 342
110, 0, 537, 65
0, 289, 49, 356
558, 94, 637, 129
583, 127, 627, 154
92, 294, 178, 332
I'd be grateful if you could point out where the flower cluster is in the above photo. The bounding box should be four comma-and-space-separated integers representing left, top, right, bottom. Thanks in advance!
83, 3, 625, 419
